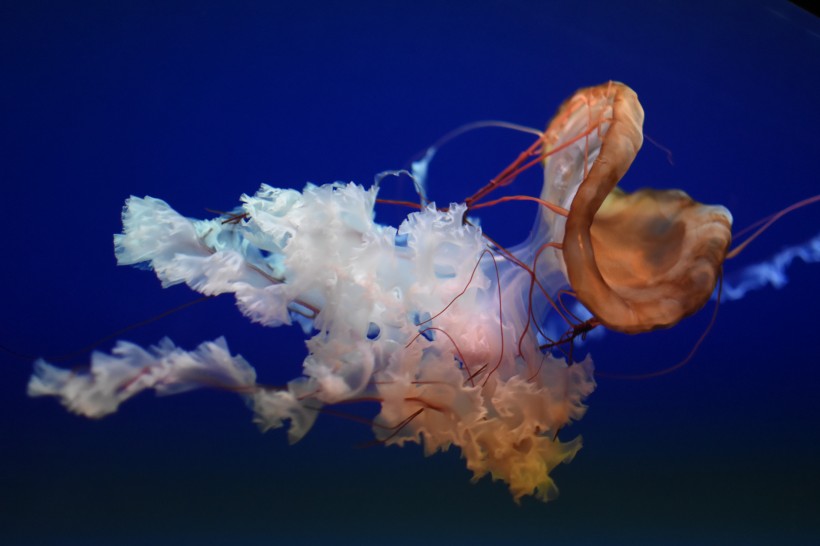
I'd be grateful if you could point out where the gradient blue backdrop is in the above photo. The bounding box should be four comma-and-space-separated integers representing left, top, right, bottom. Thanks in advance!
2, 1, 819, 544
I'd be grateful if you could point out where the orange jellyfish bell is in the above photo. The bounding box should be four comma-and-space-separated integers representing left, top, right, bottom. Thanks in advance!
542, 82, 733, 334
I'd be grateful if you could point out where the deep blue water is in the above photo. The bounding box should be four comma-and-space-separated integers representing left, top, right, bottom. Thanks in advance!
2, 1, 819, 544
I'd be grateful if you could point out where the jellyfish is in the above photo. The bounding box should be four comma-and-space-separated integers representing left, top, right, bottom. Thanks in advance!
26, 82, 742, 502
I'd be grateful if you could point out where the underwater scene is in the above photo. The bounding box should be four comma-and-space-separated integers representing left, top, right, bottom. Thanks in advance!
2, 1, 819, 544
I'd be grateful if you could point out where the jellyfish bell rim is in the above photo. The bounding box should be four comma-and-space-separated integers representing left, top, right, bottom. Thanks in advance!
552, 82, 733, 334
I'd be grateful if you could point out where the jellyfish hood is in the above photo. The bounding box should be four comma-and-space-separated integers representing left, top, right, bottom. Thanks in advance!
542, 82, 733, 334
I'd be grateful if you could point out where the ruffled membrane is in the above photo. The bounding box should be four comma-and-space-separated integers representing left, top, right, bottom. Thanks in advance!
32, 181, 594, 502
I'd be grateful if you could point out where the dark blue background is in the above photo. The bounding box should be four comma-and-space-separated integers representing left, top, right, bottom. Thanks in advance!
2, 1, 819, 544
